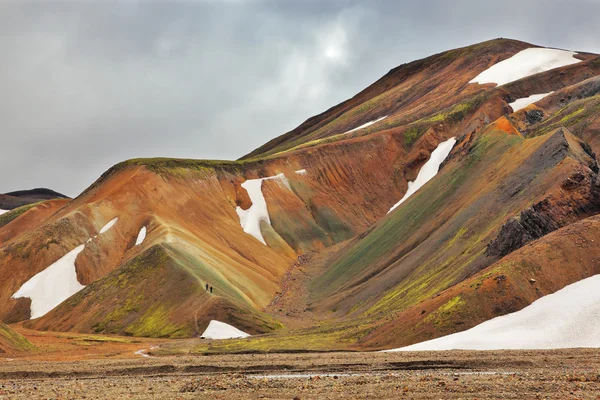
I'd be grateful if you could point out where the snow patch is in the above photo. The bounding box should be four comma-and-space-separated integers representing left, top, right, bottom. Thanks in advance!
509, 92, 553, 112
236, 173, 290, 245
134, 346, 158, 358
135, 226, 147, 245
343, 115, 388, 134
11, 215, 124, 319
99, 217, 118, 234
0, 209, 9, 216
201, 320, 250, 340
12, 245, 86, 319
295, 169, 307, 175
387, 274, 600, 351
388, 137, 456, 214
470, 48, 580, 86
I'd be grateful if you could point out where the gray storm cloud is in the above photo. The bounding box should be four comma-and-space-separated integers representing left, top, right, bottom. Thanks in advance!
1, 0, 598, 196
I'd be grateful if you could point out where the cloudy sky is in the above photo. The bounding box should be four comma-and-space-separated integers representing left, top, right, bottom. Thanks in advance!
1, 0, 599, 197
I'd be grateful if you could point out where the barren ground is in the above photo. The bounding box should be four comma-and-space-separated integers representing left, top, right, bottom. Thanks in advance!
2, 343, 600, 399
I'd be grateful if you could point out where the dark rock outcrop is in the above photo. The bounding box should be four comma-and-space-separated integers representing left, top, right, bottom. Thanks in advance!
488, 171, 600, 258
0, 188, 69, 210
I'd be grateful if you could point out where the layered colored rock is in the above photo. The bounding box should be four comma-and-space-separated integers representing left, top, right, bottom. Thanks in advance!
1, 38, 599, 352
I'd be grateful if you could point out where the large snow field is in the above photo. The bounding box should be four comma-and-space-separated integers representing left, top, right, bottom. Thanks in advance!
12, 215, 120, 319
201, 320, 250, 340
388, 274, 600, 351
12, 245, 86, 319
236, 173, 290, 245
470, 48, 580, 86
388, 137, 456, 214
509, 92, 553, 112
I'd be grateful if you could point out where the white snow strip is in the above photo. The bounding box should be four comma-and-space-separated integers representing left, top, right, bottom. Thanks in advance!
343, 115, 388, 134
388, 274, 600, 351
236, 173, 290, 245
99, 217, 118, 234
135, 226, 147, 246
134, 349, 151, 358
201, 320, 250, 340
388, 137, 457, 214
12, 244, 86, 319
508, 92, 553, 112
0, 209, 9, 216
134, 346, 158, 358
295, 169, 307, 175
469, 48, 581, 86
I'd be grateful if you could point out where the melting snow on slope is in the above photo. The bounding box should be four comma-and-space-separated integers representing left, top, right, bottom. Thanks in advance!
135, 226, 147, 245
99, 217, 118, 234
12, 245, 86, 319
509, 92, 553, 112
470, 48, 580, 86
236, 173, 290, 245
388, 137, 456, 214
388, 274, 600, 351
201, 320, 250, 340
0, 209, 9, 216
12, 215, 122, 319
343, 116, 388, 134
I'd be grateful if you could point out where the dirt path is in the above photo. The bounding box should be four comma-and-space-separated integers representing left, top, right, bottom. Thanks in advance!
2, 349, 600, 399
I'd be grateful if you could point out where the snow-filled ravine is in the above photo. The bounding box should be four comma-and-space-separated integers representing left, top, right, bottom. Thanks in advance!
470, 48, 581, 86
509, 92, 553, 112
0, 209, 10, 216
387, 274, 600, 351
343, 115, 388, 135
135, 226, 147, 245
388, 137, 456, 214
236, 173, 291, 245
12, 216, 120, 319
201, 320, 250, 340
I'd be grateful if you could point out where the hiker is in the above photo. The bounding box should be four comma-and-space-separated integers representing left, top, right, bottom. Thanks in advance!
210, 286, 213, 293
205, 283, 209, 291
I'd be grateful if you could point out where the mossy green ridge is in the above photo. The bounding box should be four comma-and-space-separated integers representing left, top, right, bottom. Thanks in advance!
0, 201, 43, 229
0, 322, 34, 353
533, 94, 600, 138
32, 244, 281, 339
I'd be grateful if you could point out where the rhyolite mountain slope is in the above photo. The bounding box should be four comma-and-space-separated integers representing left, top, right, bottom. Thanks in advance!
1, 38, 600, 351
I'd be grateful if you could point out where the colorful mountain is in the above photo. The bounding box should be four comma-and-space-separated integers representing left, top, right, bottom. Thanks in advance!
1, 38, 599, 352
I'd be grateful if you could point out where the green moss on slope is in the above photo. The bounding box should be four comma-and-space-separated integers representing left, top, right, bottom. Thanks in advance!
0, 202, 43, 229
0, 323, 34, 352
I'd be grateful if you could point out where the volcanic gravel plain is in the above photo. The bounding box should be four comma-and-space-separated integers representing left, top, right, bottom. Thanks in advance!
2, 335, 600, 400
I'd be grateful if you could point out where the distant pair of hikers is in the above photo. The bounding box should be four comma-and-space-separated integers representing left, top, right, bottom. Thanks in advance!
205, 283, 213, 293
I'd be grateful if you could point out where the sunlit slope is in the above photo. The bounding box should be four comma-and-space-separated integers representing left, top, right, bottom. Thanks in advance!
1, 38, 599, 347
188, 123, 599, 353
371, 214, 600, 350
242, 39, 597, 160
2, 131, 450, 336
312, 126, 597, 315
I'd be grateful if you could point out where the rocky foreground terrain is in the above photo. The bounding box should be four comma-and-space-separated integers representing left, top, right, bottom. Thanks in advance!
1, 349, 600, 399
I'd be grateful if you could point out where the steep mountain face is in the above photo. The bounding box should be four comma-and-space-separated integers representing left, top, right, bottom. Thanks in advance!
1, 38, 600, 350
